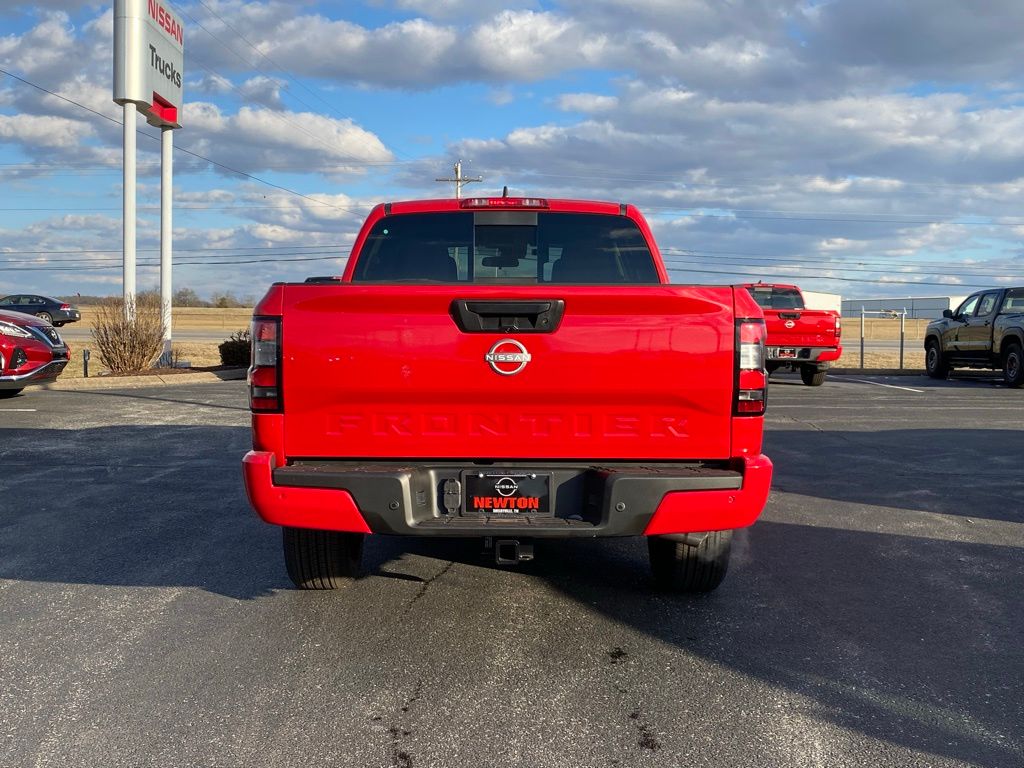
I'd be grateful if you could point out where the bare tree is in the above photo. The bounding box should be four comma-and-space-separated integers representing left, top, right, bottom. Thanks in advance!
91, 294, 166, 373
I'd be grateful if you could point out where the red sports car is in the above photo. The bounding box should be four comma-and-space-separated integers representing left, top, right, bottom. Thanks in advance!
0, 309, 71, 398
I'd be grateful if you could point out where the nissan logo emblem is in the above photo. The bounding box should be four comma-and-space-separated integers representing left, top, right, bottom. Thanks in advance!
485, 339, 531, 375
494, 477, 519, 496
784, 320, 796, 329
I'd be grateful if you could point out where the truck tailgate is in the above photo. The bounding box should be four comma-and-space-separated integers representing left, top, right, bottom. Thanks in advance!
279, 285, 738, 461
764, 310, 838, 347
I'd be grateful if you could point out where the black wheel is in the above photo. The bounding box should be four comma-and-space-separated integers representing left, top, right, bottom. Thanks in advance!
0, 388, 24, 399
925, 339, 949, 379
648, 531, 732, 593
282, 527, 364, 589
800, 365, 827, 386
1004, 342, 1024, 388
35, 312, 52, 324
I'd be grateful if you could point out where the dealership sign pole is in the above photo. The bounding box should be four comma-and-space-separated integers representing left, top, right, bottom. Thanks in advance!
113, 0, 183, 348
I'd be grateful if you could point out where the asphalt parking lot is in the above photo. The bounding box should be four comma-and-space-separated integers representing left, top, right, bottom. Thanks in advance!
1, 376, 1021, 768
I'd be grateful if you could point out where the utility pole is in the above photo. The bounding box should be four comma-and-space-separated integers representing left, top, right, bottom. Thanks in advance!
436, 160, 482, 199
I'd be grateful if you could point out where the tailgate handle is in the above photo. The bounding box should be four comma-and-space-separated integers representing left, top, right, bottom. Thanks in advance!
778, 312, 801, 319
450, 299, 565, 333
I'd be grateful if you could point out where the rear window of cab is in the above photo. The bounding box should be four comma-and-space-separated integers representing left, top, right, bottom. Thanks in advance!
746, 286, 805, 310
352, 211, 659, 284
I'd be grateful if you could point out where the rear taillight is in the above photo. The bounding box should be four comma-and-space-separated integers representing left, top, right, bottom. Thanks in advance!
249, 317, 281, 412
59, 303, 71, 311
835, 315, 842, 339
736, 319, 767, 416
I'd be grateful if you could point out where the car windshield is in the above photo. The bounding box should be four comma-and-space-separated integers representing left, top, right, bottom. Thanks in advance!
352, 211, 659, 284
746, 286, 805, 310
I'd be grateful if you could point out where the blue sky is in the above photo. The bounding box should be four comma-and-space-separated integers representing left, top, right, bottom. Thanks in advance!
1, 0, 1023, 302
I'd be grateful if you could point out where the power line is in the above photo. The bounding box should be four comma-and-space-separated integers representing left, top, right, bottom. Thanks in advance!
646, 208, 1024, 227
0, 243, 347, 256
662, 257, 1021, 281
660, 249, 1024, 276
0, 254, 344, 272
664, 265, 1001, 290
0, 204, 367, 212
1, 252, 344, 268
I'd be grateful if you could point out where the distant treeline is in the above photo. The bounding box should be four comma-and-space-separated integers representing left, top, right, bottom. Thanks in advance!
58, 287, 254, 308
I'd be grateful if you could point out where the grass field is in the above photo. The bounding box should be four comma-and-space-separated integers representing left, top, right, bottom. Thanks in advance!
61, 309, 930, 377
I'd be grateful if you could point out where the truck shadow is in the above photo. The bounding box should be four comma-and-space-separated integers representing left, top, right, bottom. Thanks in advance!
513, 521, 1024, 768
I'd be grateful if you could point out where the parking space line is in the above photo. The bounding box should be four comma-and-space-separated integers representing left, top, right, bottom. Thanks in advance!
0, 408, 37, 412
768, 404, 1010, 410
843, 378, 925, 393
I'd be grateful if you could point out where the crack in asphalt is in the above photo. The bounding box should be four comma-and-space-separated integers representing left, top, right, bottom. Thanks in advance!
402, 561, 455, 616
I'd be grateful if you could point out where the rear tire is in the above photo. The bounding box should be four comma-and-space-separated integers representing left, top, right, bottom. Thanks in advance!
925, 339, 949, 379
1004, 342, 1024, 388
0, 388, 24, 399
648, 531, 732, 593
35, 312, 52, 324
282, 527, 364, 589
800, 365, 827, 386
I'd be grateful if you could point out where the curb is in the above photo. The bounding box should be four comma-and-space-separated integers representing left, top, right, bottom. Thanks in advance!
44, 368, 247, 391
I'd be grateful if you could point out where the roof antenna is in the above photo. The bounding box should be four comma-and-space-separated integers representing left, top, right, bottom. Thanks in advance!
502, 185, 509, 198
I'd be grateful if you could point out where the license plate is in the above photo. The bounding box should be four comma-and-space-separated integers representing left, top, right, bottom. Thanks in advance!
463, 471, 551, 516
778, 348, 797, 359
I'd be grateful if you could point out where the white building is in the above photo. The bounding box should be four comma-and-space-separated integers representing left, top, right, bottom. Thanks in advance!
802, 290, 842, 313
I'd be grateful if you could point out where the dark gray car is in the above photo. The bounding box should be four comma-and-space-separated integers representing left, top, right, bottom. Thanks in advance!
0, 294, 81, 327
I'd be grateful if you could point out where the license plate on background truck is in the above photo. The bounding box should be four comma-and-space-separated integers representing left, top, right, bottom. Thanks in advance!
463, 472, 551, 516
768, 347, 797, 358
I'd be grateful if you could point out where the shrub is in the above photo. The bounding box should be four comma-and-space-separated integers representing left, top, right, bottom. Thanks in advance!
91, 295, 166, 373
218, 328, 251, 367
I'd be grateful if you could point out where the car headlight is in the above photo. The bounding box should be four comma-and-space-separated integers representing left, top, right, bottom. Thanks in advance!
0, 321, 33, 338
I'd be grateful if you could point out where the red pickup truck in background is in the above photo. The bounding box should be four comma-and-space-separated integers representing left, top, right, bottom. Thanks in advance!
742, 283, 842, 386
243, 197, 773, 593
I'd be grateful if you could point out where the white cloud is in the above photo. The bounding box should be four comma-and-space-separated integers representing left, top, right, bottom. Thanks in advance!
392, 0, 539, 20
0, 113, 94, 148
182, 103, 393, 174
238, 76, 288, 110
556, 93, 618, 113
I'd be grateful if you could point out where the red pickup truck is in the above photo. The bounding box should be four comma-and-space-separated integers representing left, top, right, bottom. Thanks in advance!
742, 283, 842, 386
243, 197, 773, 593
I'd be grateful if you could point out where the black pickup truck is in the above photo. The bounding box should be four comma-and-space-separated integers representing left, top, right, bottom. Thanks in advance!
924, 287, 1024, 386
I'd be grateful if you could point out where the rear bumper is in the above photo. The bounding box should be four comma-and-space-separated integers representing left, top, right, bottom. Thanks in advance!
242, 452, 772, 538
766, 345, 842, 364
